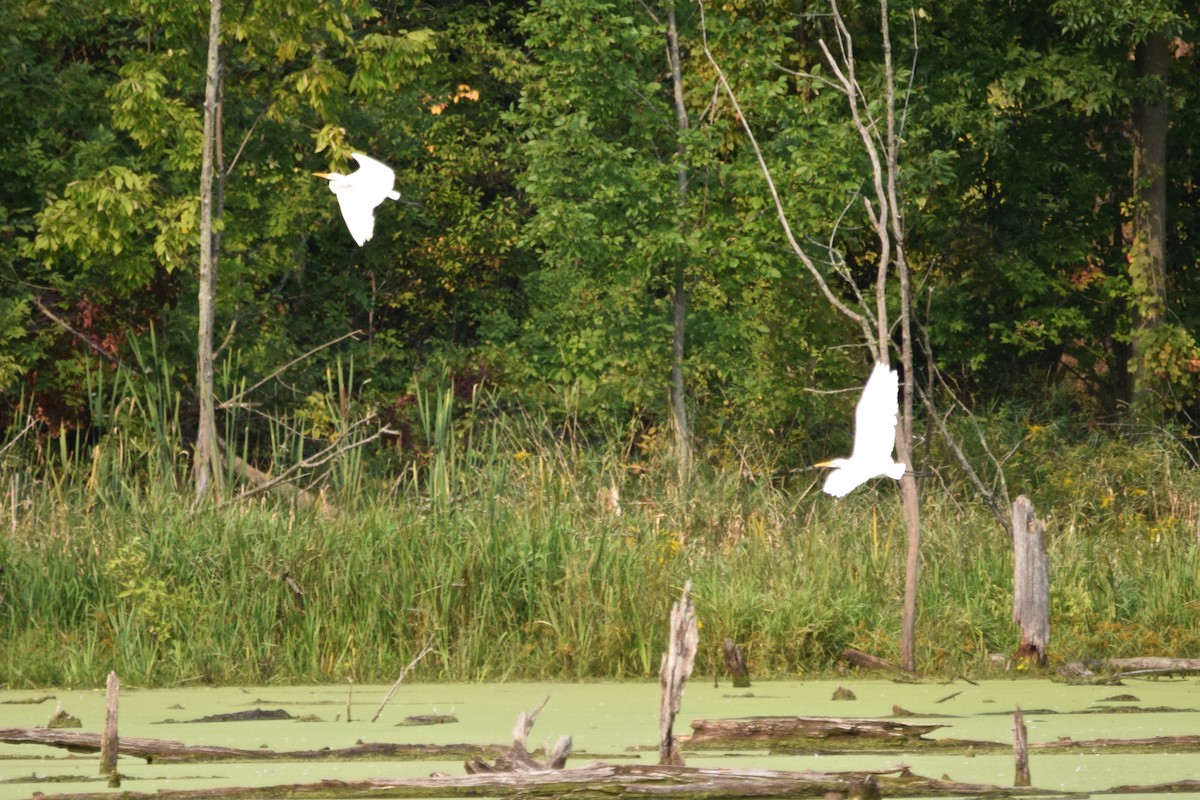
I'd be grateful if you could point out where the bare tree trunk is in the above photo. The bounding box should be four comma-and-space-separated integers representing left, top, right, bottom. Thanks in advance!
1129, 32, 1169, 415
194, 0, 223, 502
700, 0, 924, 668
667, 3, 692, 485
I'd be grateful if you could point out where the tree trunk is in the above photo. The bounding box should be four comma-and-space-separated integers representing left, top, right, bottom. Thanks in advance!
878, 0, 921, 672
667, 3, 692, 485
1129, 31, 1169, 415
194, 0, 223, 503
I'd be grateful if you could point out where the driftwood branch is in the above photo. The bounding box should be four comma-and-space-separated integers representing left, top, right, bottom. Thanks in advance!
465, 698, 572, 774
371, 635, 437, 723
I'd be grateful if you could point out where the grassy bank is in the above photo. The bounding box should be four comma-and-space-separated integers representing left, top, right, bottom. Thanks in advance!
2, 378, 1199, 687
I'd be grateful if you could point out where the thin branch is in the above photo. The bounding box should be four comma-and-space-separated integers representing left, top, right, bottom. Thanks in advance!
31, 296, 126, 369
223, 106, 268, 179
696, 1, 873, 344
371, 634, 437, 723
771, 62, 845, 94
218, 329, 363, 410
225, 416, 396, 504
917, 373, 1012, 534
0, 417, 38, 460
212, 317, 238, 361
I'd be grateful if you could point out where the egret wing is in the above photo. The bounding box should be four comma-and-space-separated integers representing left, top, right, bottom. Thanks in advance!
350, 153, 400, 204
848, 362, 900, 463
822, 465, 863, 498
334, 191, 378, 247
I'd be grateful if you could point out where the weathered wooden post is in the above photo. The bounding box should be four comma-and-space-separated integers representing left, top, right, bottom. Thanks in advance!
1012, 496, 1049, 665
1012, 706, 1030, 787
722, 639, 750, 688
659, 580, 698, 766
99, 671, 119, 776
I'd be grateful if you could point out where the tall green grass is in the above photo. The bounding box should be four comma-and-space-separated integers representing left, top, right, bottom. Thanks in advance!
1, 359, 1199, 687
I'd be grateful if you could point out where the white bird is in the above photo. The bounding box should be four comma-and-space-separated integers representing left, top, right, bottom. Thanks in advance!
314, 152, 400, 246
816, 361, 907, 497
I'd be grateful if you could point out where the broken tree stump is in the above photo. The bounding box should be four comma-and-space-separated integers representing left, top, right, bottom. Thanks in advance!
464, 697, 571, 774
99, 671, 119, 776
659, 580, 699, 766
1012, 495, 1049, 666
1012, 706, 1030, 787
723, 639, 750, 688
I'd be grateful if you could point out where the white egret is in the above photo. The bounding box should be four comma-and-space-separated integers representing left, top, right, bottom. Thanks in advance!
314, 152, 400, 246
816, 361, 907, 497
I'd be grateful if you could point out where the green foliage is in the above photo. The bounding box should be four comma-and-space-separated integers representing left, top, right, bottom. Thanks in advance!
3, 401, 1199, 686
4, 0, 1200, 687
105, 538, 198, 646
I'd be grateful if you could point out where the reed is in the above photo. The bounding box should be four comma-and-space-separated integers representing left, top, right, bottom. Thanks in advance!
1, 365, 1198, 687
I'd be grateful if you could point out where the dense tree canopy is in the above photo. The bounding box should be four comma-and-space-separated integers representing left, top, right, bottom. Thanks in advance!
2, 0, 1199, 467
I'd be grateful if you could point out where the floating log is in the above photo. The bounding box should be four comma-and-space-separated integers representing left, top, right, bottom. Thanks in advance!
1011, 496, 1049, 666
22, 762, 1069, 800
682, 716, 963, 753
681, 717, 1200, 755
162, 708, 294, 724
0, 728, 508, 764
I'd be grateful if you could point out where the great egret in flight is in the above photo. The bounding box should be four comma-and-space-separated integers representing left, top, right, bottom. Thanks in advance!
314, 152, 400, 246
816, 361, 907, 497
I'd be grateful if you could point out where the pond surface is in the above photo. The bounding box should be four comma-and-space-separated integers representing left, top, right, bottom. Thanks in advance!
2, 678, 1199, 799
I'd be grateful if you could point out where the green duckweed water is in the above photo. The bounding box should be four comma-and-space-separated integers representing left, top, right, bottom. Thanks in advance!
2, 679, 1199, 799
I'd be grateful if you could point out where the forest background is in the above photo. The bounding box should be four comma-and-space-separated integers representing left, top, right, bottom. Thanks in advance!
1, 0, 1199, 688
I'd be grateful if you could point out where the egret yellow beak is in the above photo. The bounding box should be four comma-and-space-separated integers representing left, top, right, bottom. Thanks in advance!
313, 171, 331, 179
814, 459, 835, 468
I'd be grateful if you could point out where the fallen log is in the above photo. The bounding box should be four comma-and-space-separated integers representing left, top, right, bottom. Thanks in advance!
0, 728, 507, 764
681, 716, 980, 753
839, 648, 915, 676
24, 762, 1071, 800
679, 718, 1200, 755
1032, 734, 1200, 754
1058, 657, 1200, 682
